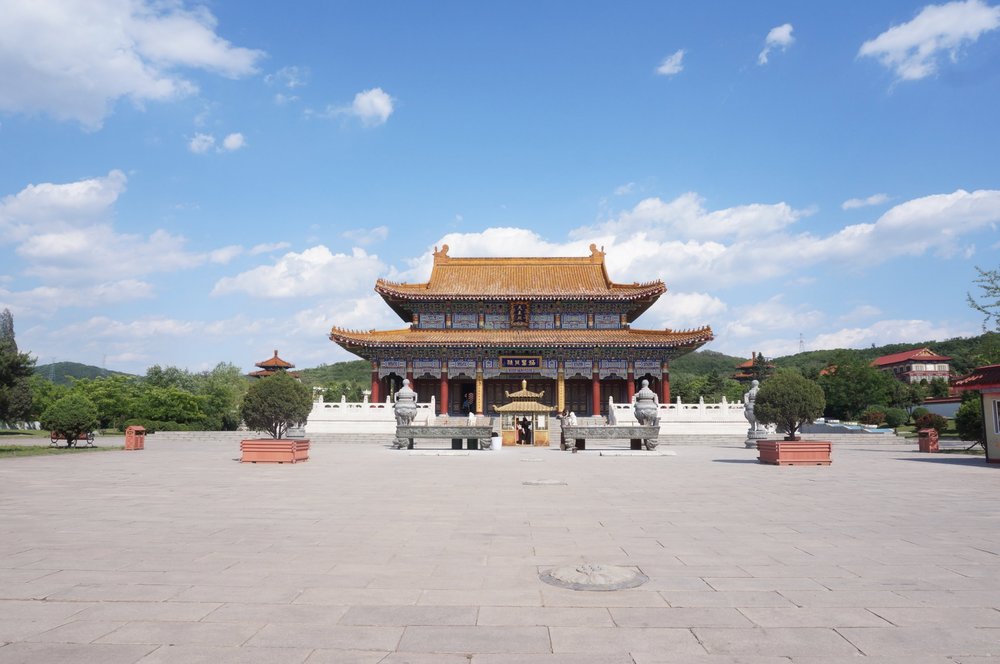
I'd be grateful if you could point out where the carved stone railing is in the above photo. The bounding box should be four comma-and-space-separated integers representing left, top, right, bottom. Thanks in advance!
561, 425, 660, 451
394, 424, 495, 450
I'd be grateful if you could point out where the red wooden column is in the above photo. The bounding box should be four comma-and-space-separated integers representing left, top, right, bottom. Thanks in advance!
591, 372, 601, 417
370, 367, 380, 402
439, 370, 449, 416
626, 366, 636, 402
661, 369, 671, 403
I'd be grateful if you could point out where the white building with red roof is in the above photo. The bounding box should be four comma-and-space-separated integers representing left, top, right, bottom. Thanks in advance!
870, 348, 951, 384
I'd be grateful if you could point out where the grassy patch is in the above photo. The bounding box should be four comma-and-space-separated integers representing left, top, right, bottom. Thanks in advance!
0, 429, 53, 438
0, 445, 115, 458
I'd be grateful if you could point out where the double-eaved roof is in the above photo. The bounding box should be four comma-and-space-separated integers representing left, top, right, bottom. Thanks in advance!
376, 243, 665, 321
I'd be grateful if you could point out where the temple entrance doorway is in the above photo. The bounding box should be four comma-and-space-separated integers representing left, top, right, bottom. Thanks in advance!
412, 378, 437, 405
600, 378, 627, 416
380, 373, 403, 402
565, 378, 590, 418
449, 381, 475, 415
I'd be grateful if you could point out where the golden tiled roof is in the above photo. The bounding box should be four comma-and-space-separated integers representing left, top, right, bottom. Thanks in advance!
329, 325, 714, 350
375, 244, 665, 301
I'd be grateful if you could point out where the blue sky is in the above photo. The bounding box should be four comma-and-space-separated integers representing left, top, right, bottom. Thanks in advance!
1, 1, 999, 374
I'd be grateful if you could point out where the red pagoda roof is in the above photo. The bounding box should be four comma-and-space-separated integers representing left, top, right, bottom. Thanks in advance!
256, 349, 295, 369
375, 244, 665, 321
871, 348, 951, 367
329, 325, 714, 351
952, 364, 1000, 392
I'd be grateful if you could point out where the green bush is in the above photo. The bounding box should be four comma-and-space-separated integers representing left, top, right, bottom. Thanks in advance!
954, 397, 985, 444
40, 393, 99, 446
910, 407, 930, 421
915, 413, 947, 434
240, 372, 312, 439
860, 407, 885, 426
122, 418, 203, 433
882, 407, 908, 429
754, 369, 826, 439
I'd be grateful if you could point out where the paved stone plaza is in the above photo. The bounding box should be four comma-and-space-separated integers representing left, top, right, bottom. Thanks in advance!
1, 437, 998, 663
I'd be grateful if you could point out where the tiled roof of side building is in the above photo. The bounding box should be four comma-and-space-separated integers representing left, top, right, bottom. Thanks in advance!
329, 326, 714, 349
952, 364, 1000, 391
871, 347, 951, 367
375, 244, 665, 301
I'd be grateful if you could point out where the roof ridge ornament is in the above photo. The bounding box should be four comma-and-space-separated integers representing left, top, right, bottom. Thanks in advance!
588, 243, 605, 262
433, 244, 450, 262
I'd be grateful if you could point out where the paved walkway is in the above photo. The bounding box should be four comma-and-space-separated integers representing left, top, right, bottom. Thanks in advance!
0, 438, 998, 663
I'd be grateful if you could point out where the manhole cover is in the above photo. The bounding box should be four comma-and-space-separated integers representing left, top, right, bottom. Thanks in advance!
523, 479, 566, 486
540, 563, 648, 591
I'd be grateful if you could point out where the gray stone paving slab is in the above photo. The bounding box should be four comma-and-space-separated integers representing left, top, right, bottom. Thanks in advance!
0, 642, 156, 664
549, 626, 705, 654
397, 625, 550, 653
838, 626, 1000, 656
694, 627, 861, 657
135, 644, 313, 663
609, 606, 754, 627
1, 439, 999, 660
477, 606, 614, 626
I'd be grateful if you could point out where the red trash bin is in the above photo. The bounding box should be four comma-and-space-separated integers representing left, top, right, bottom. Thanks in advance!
917, 428, 939, 453
125, 425, 146, 451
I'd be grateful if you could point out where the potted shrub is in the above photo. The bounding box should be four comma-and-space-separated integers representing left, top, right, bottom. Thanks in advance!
754, 369, 831, 465
239, 372, 313, 463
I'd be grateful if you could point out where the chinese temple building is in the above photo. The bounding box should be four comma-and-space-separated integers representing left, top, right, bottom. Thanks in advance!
871, 348, 952, 384
329, 244, 714, 416
248, 349, 300, 379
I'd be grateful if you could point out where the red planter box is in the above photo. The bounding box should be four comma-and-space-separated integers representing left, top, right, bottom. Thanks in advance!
240, 439, 310, 464
757, 440, 831, 466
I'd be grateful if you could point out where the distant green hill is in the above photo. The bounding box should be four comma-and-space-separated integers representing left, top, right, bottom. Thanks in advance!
297, 360, 370, 387
34, 362, 132, 385
671, 350, 745, 375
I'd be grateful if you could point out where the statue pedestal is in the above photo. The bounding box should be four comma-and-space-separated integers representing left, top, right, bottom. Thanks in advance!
745, 429, 770, 448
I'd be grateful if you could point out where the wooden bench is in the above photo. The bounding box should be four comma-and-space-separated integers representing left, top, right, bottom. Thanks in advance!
49, 431, 95, 448
240, 439, 310, 463
560, 425, 660, 451
395, 425, 494, 450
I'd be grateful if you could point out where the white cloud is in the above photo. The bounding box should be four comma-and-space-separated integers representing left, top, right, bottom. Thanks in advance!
349, 88, 394, 126
614, 182, 636, 196
249, 242, 291, 255
646, 291, 727, 329
810, 319, 979, 351
840, 305, 883, 322
221, 132, 246, 151
0, 170, 127, 243
189, 133, 215, 153
723, 296, 824, 339
859, 0, 1000, 81
758, 23, 795, 65
842, 193, 890, 209
209, 245, 243, 264
0, 279, 154, 316
0, 0, 264, 129
656, 49, 685, 76
212, 245, 386, 298
342, 225, 389, 246
265, 66, 308, 88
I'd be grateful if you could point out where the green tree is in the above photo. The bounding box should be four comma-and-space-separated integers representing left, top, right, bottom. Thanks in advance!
40, 393, 99, 446
954, 393, 985, 445
29, 375, 68, 423
0, 308, 35, 427
137, 386, 206, 425
144, 365, 197, 392
928, 377, 950, 398
818, 360, 895, 421
197, 362, 248, 430
748, 353, 774, 382
240, 372, 313, 439
70, 375, 139, 429
968, 265, 1000, 332
754, 369, 826, 440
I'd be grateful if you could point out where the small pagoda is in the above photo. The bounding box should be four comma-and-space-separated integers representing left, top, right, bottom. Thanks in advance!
493, 380, 556, 446
248, 350, 301, 379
